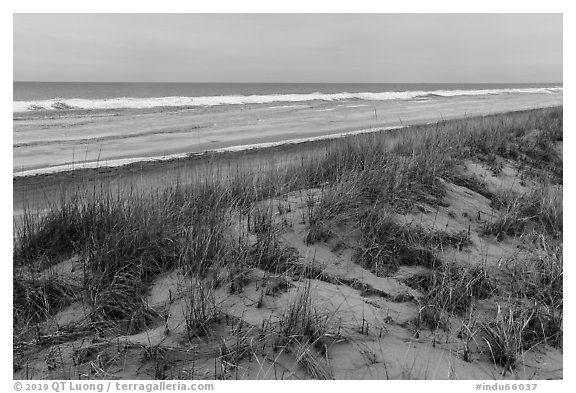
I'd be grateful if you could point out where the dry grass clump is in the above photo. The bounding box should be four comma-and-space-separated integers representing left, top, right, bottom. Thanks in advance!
505, 238, 563, 310
305, 176, 364, 244
88, 269, 159, 333
406, 263, 496, 330
273, 282, 335, 379
276, 284, 330, 351
185, 278, 219, 340
13, 272, 78, 326
483, 305, 534, 373
299, 124, 454, 215
81, 188, 233, 328
522, 303, 563, 349
500, 236, 563, 350
249, 236, 300, 274
483, 232, 562, 373
483, 301, 562, 374
14, 191, 113, 266
305, 161, 449, 245
408, 263, 495, 314
356, 211, 471, 276
483, 185, 562, 241
357, 156, 449, 212
246, 205, 301, 274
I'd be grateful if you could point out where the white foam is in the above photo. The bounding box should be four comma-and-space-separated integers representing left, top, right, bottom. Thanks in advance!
13, 125, 403, 177
13, 87, 563, 113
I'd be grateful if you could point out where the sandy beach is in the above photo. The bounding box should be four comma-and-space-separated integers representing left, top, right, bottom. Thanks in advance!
13, 90, 562, 219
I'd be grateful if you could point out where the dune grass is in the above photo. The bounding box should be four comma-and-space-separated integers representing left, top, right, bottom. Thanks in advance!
13, 106, 563, 379
483, 185, 562, 241
355, 211, 471, 276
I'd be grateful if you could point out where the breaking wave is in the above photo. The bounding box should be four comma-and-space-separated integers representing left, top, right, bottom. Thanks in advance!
13, 86, 562, 113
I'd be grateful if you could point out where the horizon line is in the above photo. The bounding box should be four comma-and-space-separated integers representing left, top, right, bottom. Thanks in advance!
13, 80, 564, 85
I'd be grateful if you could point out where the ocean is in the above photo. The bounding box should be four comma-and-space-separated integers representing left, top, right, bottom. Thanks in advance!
13, 82, 562, 112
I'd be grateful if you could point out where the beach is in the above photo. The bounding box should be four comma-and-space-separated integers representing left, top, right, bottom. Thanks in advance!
14, 85, 562, 176
12, 84, 564, 381
12, 12, 564, 382
13, 85, 562, 218
13, 107, 563, 379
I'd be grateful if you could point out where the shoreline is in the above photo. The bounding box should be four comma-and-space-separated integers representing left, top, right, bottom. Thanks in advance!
13, 125, 403, 178
13, 91, 563, 177
12, 104, 562, 181
13, 106, 561, 218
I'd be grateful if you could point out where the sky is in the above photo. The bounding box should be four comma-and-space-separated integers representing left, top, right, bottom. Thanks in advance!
13, 13, 563, 83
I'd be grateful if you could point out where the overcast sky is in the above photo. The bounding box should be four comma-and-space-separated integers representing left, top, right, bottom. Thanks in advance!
13, 14, 562, 83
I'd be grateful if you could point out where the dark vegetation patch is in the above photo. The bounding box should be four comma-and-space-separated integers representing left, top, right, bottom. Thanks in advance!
13, 273, 78, 326
483, 302, 562, 373
184, 280, 220, 340
248, 235, 300, 274
355, 211, 471, 276
405, 263, 496, 316
482, 186, 562, 241
274, 282, 334, 369
505, 244, 563, 310
449, 173, 495, 200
